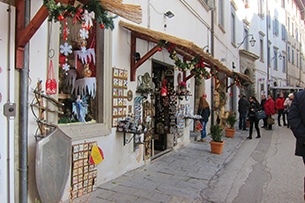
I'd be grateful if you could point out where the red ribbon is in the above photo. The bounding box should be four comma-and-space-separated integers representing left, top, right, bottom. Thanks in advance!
73, 7, 83, 24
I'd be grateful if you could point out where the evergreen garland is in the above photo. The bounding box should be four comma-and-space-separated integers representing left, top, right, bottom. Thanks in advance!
43, 0, 116, 30
158, 40, 214, 82
158, 40, 241, 86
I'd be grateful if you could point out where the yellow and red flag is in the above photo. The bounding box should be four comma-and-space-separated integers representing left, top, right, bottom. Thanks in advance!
89, 145, 104, 165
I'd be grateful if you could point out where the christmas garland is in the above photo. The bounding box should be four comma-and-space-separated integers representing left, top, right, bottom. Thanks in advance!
158, 40, 243, 86
158, 40, 219, 83
43, 0, 116, 30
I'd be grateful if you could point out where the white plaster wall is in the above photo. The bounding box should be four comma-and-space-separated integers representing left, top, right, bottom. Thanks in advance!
0, 2, 15, 202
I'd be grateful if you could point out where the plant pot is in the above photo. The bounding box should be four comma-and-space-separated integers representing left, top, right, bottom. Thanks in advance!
210, 141, 225, 154
225, 128, 235, 138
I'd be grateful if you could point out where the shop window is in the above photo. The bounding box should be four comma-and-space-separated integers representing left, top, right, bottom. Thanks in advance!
57, 18, 102, 124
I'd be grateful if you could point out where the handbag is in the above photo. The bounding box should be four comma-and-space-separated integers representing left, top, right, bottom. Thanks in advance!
267, 117, 275, 125
255, 110, 266, 120
45, 59, 57, 95
195, 120, 203, 132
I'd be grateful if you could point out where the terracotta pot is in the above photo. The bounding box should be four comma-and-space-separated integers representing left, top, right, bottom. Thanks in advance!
225, 128, 235, 138
210, 141, 225, 154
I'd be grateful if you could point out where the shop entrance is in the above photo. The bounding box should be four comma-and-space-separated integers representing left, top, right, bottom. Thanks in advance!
152, 60, 175, 154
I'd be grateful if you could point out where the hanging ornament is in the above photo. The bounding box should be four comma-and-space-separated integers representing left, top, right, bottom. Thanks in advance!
82, 10, 95, 30
74, 48, 96, 69
45, 59, 57, 95
79, 28, 89, 39
73, 7, 83, 24
60, 42, 73, 56
62, 63, 70, 71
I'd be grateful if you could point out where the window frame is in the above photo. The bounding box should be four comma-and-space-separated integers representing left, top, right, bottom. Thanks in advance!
57, 26, 113, 139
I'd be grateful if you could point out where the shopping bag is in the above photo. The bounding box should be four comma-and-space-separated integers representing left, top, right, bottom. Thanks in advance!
267, 117, 275, 125
195, 120, 203, 132
45, 59, 57, 95
256, 110, 266, 120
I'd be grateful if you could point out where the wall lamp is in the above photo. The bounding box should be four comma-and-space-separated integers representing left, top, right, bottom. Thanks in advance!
164, 11, 175, 18
133, 52, 141, 62
237, 34, 256, 48
203, 45, 209, 54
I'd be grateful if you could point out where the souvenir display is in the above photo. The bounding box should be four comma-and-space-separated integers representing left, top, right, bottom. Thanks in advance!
71, 142, 99, 199
112, 68, 128, 126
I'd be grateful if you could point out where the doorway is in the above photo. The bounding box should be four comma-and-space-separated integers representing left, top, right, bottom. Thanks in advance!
151, 60, 174, 155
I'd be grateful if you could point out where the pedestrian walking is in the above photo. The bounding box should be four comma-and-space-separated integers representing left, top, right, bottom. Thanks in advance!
287, 90, 305, 200
238, 94, 249, 131
247, 96, 261, 139
197, 94, 211, 142
264, 94, 275, 130
284, 93, 294, 128
260, 94, 267, 128
275, 93, 287, 126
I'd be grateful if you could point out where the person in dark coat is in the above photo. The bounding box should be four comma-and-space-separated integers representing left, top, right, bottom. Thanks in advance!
247, 96, 261, 139
288, 89, 305, 200
197, 94, 211, 142
260, 95, 267, 128
238, 94, 249, 131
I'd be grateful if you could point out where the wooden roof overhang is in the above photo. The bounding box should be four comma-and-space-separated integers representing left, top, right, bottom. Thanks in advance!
119, 20, 253, 86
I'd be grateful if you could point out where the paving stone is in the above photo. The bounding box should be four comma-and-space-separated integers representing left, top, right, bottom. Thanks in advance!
87, 130, 247, 203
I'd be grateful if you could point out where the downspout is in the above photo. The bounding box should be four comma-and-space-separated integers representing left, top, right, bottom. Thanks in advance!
19, 0, 30, 202
266, 1, 270, 94
210, 7, 215, 125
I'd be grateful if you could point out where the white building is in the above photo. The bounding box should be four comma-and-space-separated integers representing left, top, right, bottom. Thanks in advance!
0, 0, 304, 202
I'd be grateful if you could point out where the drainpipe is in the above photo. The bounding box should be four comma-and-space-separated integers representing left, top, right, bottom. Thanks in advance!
19, 0, 30, 202
266, 1, 270, 94
210, 7, 215, 125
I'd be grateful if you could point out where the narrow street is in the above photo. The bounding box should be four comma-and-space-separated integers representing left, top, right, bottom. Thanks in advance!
84, 124, 305, 203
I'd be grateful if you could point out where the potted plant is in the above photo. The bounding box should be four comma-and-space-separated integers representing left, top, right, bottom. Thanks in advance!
225, 112, 237, 138
209, 124, 224, 154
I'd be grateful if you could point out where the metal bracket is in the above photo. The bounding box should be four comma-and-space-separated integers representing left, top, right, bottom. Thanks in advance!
3, 103, 16, 118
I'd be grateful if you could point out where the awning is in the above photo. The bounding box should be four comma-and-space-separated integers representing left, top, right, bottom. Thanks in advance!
119, 21, 253, 85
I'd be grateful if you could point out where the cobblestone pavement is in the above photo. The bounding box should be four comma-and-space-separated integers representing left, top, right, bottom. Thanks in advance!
84, 129, 248, 203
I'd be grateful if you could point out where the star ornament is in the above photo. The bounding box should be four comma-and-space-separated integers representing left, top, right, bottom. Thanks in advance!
60, 42, 72, 56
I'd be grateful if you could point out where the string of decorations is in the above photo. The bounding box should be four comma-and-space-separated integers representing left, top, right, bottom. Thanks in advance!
157, 40, 217, 81
233, 73, 240, 86
43, 0, 116, 30
157, 40, 244, 86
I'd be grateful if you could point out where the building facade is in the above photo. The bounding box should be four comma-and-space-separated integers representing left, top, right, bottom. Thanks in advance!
0, 0, 304, 202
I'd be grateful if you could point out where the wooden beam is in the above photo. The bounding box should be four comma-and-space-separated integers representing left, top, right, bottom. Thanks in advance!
130, 32, 160, 81
134, 45, 159, 69
184, 73, 195, 82
130, 32, 136, 81
17, 6, 49, 48
15, 0, 68, 69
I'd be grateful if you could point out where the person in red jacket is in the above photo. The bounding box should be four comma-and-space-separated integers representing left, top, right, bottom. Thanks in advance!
264, 94, 275, 130
275, 93, 287, 126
